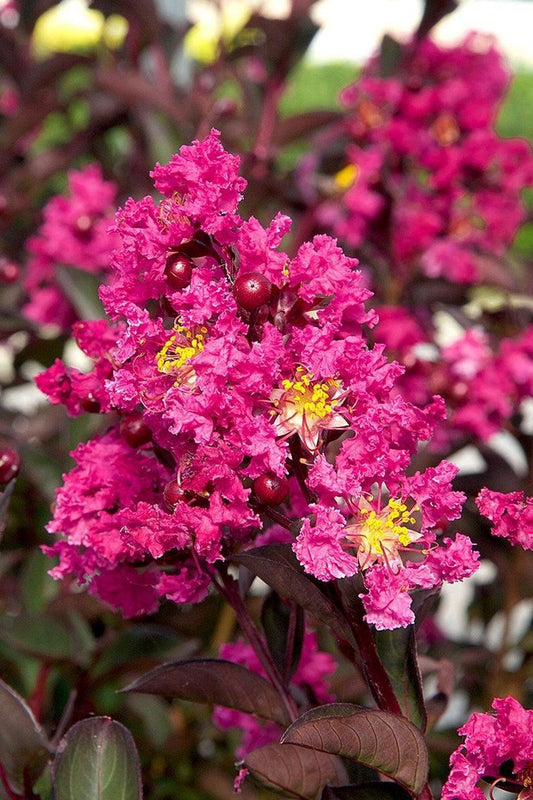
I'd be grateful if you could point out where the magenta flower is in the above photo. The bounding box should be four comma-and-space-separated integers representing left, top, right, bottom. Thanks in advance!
476, 489, 533, 551
37, 129, 477, 627
442, 696, 533, 800
23, 164, 120, 329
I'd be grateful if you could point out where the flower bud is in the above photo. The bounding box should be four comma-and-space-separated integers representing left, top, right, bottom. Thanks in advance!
0, 447, 21, 486
120, 412, 152, 447
165, 251, 194, 290
163, 479, 186, 509
233, 272, 271, 310
253, 472, 289, 506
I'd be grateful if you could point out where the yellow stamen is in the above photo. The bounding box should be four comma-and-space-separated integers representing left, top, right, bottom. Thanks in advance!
156, 323, 207, 381
346, 497, 422, 572
270, 366, 348, 451
334, 163, 359, 190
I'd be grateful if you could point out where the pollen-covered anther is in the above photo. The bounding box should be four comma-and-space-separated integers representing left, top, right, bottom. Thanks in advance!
345, 497, 422, 572
156, 323, 207, 386
270, 366, 348, 451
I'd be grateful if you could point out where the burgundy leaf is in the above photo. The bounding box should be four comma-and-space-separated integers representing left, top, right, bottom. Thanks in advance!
245, 742, 348, 799
233, 546, 357, 649
281, 704, 429, 795
123, 658, 291, 726
0, 678, 51, 794
322, 782, 412, 800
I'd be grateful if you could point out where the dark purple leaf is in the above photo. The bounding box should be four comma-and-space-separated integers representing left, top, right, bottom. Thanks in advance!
123, 658, 292, 726
53, 717, 142, 800
322, 782, 412, 800
374, 628, 426, 730
261, 591, 304, 684
233, 546, 357, 649
0, 678, 51, 794
245, 742, 348, 799
281, 704, 429, 795
378, 35, 403, 78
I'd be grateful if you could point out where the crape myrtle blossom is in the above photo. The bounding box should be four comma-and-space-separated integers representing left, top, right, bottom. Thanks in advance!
23, 164, 120, 330
374, 312, 533, 449
302, 34, 533, 288
38, 129, 477, 627
442, 696, 533, 800
212, 632, 336, 757
476, 488, 533, 551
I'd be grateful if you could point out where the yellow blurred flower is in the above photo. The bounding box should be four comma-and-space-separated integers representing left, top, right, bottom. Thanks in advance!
184, 0, 253, 64
32, 0, 128, 58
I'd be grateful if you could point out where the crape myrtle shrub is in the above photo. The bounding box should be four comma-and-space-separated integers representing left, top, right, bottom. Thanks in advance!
0, 1, 532, 800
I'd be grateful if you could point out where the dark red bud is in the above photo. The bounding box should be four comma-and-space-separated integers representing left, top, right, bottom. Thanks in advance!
0, 258, 19, 283
233, 272, 271, 311
163, 479, 185, 509
120, 412, 152, 447
80, 393, 101, 413
0, 447, 21, 485
165, 251, 194, 290
253, 472, 289, 506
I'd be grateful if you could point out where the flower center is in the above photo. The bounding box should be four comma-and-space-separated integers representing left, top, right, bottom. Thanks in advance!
345, 497, 421, 572
270, 366, 348, 451
156, 323, 207, 384
432, 112, 460, 147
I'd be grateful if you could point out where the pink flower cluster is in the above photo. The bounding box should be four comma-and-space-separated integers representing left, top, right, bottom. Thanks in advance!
306, 34, 533, 286
477, 488, 533, 551
212, 632, 336, 756
442, 696, 533, 799
38, 130, 478, 627
23, 164, 120, 329
374, 310, 533, 447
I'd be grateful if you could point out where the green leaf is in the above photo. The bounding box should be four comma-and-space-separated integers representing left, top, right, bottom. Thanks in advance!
52, 717, 142, 800
374, 628, 426, 730
0, 678, 51, 794
245, 742, 348, 800
233, 545, 357, 649
55, 266, 104, 320
0, 614, 74, 661
281, 703, 429, 795
92, 624, 183, 679
123, 658, 292, 727
21, 549, 59, 613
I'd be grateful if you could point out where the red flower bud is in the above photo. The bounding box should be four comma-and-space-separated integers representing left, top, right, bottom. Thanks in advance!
163, 479, 186, 509
120, 412, 152, 447
253, 472, 289, 506
233, 272, 271, 310
0, 447, 21, 485
165, 251, 194, 290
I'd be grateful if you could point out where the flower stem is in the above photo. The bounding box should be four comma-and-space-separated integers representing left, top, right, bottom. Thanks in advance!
335, 584, 402, 715
213, 565, 299, 722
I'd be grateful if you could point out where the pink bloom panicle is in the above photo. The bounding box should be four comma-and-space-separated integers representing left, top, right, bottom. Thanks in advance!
38, 129, 477, 627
